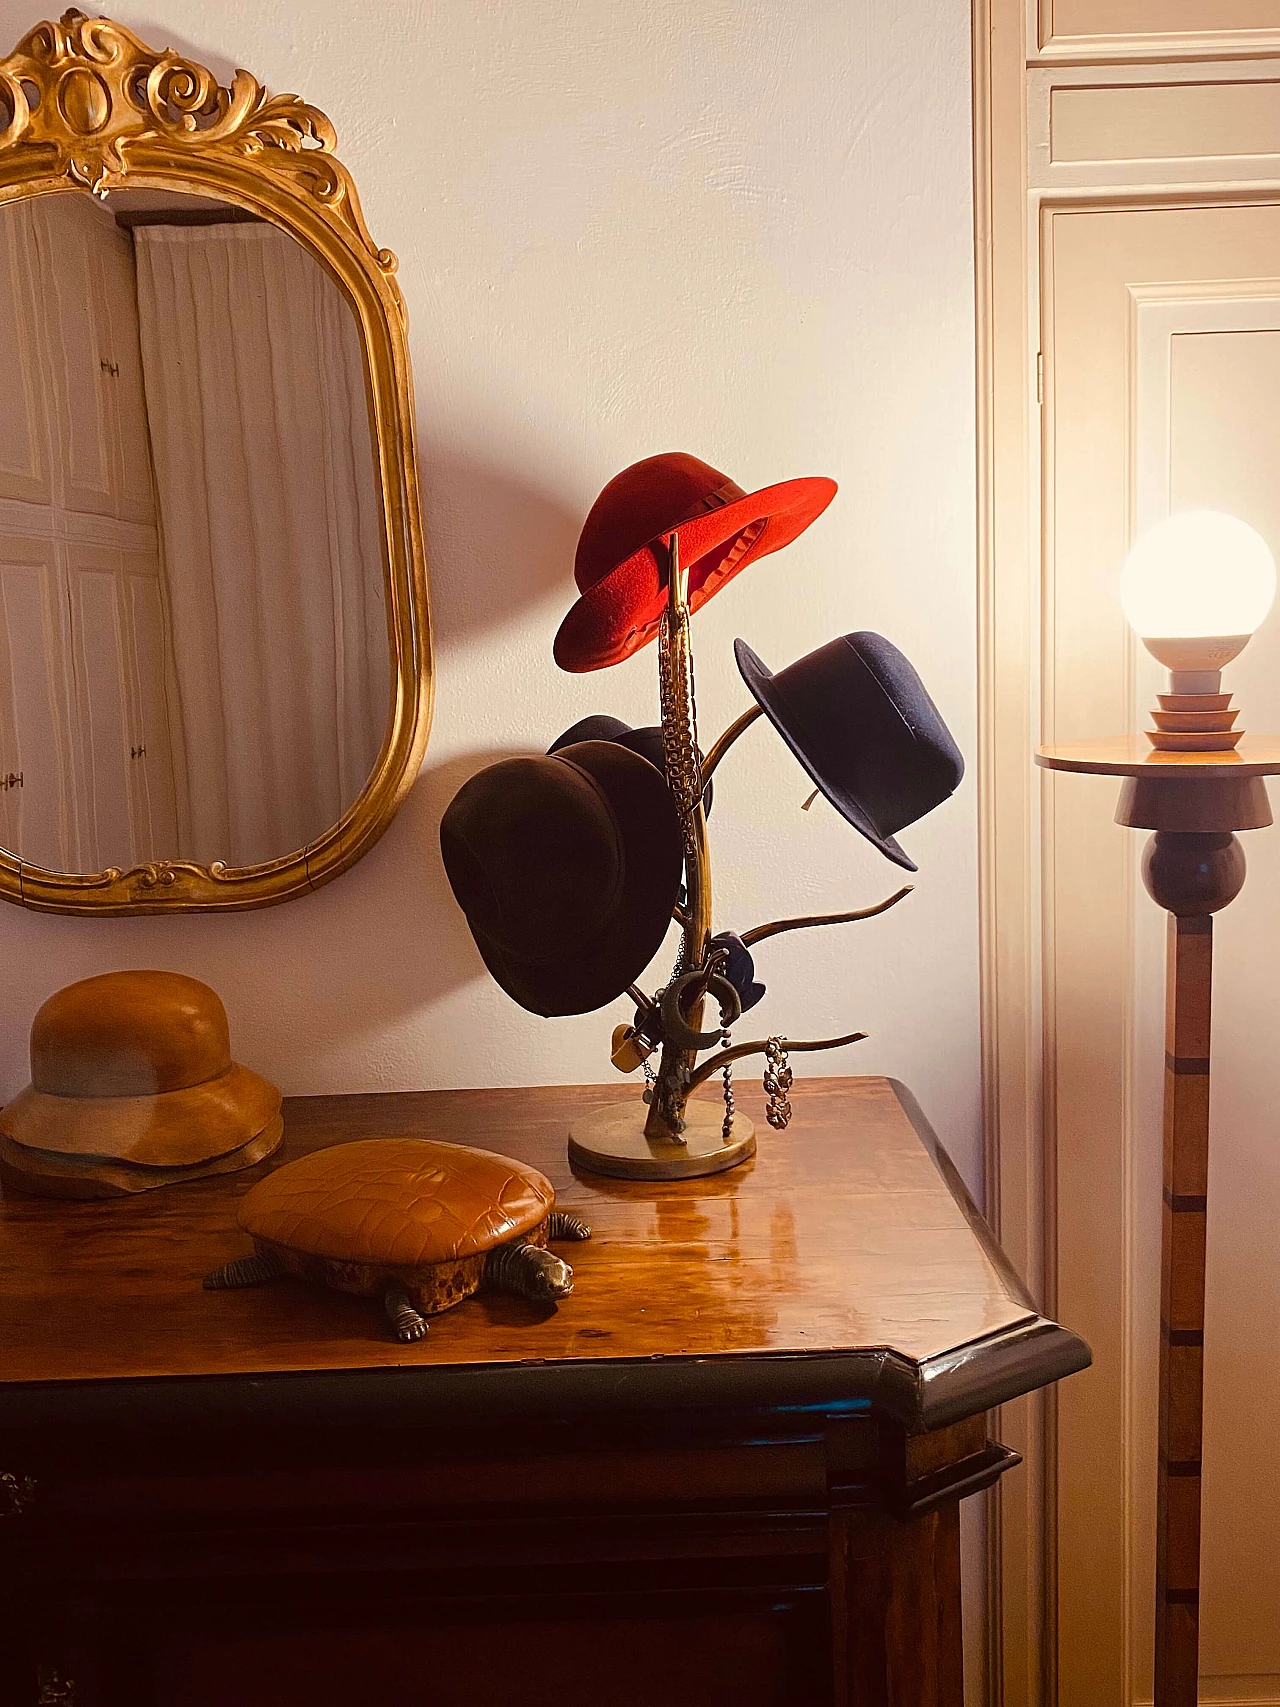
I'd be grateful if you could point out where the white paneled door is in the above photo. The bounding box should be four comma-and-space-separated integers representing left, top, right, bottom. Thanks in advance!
34, 195, 119, 522
0, 201, 51, 508
977, 6, 1280, 1707
122, 563, 180, 862
64, 542, 138, 874
0, 539, 76, 872
0, 189, 176, 875
1046, 202, 1280, 1707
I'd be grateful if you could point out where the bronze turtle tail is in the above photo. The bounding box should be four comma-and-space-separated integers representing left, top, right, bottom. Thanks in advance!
485, 1240, 574, 1303
203, 1249, 285, 1290
546, 1211, 591, 1241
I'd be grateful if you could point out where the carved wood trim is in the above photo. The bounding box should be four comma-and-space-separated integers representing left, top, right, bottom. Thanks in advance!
0, 12, 433, 914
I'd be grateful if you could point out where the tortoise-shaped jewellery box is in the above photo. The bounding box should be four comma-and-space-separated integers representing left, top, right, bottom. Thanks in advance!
205, 1138, 590, 1342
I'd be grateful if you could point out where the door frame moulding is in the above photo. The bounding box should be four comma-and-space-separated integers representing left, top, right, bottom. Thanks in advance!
1130, 282, 1280, 532
1029, 59, 1280, 194
1029, 0, 1280, 67
973, 0, 1053, 1702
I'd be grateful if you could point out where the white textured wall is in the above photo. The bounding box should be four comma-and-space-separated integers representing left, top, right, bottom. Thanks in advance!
0, 0, 983, 1686
0, 0, 979, 1183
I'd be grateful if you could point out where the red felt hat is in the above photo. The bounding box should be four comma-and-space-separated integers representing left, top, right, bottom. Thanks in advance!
553, 453, 837, 673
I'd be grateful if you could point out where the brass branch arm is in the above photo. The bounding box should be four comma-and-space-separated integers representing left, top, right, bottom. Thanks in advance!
684, 1029, 868, 1092
701, 704, 764, 784
741, 886, 913, 948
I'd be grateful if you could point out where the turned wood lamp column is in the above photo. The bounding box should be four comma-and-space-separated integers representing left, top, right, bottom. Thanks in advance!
1040, 511, 1280, 1704
1036, 740, 1280, 1705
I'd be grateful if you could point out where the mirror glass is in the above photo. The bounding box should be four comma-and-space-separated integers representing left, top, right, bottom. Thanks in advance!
0, 187, 390, 875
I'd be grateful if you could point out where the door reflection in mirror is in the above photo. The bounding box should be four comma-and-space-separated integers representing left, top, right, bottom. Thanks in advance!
0, 188, 389, 875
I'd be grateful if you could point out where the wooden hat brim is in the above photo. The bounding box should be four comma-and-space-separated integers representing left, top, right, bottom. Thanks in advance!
0, 1116, 283, 1199
0, 1065, 281, 1166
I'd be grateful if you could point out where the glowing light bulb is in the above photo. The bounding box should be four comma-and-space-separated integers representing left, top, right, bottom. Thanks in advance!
1120, 511, 1276, 751
1122, 510, 1275, 653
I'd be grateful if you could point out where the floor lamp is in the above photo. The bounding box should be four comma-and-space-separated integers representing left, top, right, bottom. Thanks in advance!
1037, 511, 1280, 1707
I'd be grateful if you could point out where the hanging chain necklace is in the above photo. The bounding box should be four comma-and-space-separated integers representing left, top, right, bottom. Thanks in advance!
763, 1037, 793, 1130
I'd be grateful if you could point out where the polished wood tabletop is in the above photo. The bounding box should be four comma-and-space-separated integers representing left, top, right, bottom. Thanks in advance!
0, 1076, 1086, 1431
1037, 734, 1280, 776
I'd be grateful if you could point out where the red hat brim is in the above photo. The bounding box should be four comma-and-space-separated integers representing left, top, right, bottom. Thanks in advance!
553, 475, 836, 673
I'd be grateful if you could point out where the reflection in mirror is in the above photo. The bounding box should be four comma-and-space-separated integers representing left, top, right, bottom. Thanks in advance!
0, 187, 390, 876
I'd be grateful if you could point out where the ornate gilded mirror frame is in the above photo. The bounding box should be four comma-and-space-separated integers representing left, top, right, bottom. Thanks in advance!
0, 10, 432, 913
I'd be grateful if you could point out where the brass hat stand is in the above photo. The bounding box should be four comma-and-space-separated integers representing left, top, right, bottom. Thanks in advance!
569, 536, 893, 1180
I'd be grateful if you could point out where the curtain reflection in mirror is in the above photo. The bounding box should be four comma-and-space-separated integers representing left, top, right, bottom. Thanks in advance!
134, 222, 388, 869
0, 194, 389, 875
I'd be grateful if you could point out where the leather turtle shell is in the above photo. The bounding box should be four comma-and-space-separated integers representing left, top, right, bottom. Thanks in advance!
238, 1138, 555, 1269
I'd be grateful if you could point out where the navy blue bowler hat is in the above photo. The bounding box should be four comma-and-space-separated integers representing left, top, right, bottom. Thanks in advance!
549, 715, 713, 816
734, 633, 963, 873
710, 931, 766, 1013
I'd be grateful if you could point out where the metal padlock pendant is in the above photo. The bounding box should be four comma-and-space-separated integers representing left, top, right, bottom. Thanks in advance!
611, 1024, 653, 1074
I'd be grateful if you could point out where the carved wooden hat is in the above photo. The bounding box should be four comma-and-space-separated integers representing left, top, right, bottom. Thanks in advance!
734, 632, 964, 872
440, 740, 683, 1017
0, 971, 281, 1168
553, 453, 837, 673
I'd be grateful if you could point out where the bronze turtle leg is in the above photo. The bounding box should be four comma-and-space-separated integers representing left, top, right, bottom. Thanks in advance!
203, 1249, 285, 1290
485, 1240, 574, 1303
384, 1286, 428, 1344
546, 1211, 591, 1241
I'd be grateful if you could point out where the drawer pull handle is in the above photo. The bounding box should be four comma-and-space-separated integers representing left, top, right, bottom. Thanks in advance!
0, 1469, 35, 1517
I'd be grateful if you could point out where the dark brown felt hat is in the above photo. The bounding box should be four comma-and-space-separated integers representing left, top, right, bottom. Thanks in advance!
440, 740, 683, 1018
0, 971, 281, 1167
547, 715, 713, 816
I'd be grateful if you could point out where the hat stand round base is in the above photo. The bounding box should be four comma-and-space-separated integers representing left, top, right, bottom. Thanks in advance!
568, 1100, 756, 1181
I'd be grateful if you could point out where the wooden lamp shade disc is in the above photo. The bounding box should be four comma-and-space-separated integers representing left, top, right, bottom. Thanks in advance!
1159, 692, 1231, 712
568, 1099, 756, 1181
1145, 728, 1242, 752
1150, 708, 1240, 733
0, 1115, 283, 1199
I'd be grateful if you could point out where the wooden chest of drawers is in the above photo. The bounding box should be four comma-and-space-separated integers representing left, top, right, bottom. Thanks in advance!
0, 1077, 1088, 1706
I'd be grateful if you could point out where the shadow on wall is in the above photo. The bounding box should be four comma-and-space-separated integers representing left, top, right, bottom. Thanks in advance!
249, 746, 535, 1071
0, 748, 531, 1100
0, 433, 586, 1094
422, 445, 583, 644
278, 442, 586, 1067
